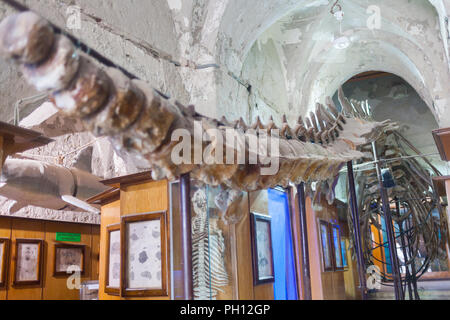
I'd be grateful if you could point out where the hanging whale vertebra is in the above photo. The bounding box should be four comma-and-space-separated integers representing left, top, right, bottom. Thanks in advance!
0, 11, 397, 197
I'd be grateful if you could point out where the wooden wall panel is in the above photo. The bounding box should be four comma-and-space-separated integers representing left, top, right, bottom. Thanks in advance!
0, 217, 100, 300
120, 180, 168, 216
0, 217, 11, 300
42, 221, 93, 300
305, 198, 359, 300
8, 219, 45, 300
248, 191, 274, 300
332, 271, 346, 299
343, 238, 358, 300
306, 197, 323, 300
288, 188, 304, 299
98, 200, 121, 300
91, 226, 100, 281
235, 193, 254, 300
120, 179, 170, 300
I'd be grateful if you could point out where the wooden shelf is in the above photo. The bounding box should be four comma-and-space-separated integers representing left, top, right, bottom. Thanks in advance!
432, 127, 450, 161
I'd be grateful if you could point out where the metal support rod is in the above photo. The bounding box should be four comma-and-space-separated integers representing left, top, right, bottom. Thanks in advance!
371, 142, 403, 300
179, 173, 193, 300
406, 216, 420, 300
395, 198, 413, 300
346, 161, 368, 300
296, 182, 312, 300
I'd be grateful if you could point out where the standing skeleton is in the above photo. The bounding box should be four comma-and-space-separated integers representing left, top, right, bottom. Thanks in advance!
191, 188, 229, 300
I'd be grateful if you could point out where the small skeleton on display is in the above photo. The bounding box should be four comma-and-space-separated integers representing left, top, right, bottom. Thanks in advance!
191, 188, 229, 300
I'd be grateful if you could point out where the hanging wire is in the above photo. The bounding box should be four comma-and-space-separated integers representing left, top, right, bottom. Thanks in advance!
340, 153, 442, 173
12, 93, 48, 125
16, 137, 101, 165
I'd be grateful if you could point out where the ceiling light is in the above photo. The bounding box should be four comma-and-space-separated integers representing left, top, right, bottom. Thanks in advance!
333, 35, 350, 49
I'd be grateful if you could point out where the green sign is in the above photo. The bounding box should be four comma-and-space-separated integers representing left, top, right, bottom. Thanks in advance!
56, 232, 81, 242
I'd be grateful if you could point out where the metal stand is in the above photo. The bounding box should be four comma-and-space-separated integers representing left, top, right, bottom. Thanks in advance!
371, 142, 403, 300
347, 161, 368, 300
179, 173, 193, 300
395, 198, 413, 300
296, 182, 312, 300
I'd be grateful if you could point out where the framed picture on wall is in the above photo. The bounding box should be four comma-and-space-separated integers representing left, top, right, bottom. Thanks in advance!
331, 224, 344, 270
319, 220, 333, 271
105, 224, 121, 295
121, 211, 168, 297
0, 238, 10, 288
341, 239, 349, 268
13, 239, 43, 286
54, 244, 85, 276
250, 212, 275, 285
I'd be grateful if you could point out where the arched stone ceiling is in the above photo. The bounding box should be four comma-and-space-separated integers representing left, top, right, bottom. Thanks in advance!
213, 0, 450, 126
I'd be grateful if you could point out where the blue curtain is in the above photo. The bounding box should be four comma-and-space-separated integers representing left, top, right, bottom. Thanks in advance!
268, 188, 298, 300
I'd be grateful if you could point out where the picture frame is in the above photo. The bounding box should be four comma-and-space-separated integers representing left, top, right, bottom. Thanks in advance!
250, 212, 275, 285
53, 243, 85, 276
0, 238, 10, 288
105, 224, 121, 296
13, 239, 43, 286
341, 239, 349, 269
319, 220, 334, 272
121, 211, 168, 297
331, 224, 344, 270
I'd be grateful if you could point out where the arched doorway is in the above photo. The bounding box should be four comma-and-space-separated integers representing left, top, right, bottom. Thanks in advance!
336, 71, 450, 299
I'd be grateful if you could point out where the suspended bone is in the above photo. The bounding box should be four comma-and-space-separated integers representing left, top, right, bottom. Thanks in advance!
233, 117, 248, 131
0, 11, 54, 64
251, 116, 265, 130
266, 116, 278, 135
325, 97, 340, 119
50, 54, 112, 117
280, 115, 294, 140
338, 87, 356, 116
304, 116, 321, 144
350, 98, 367, 118
319, 129, 329, 145
323, 121, 337, 142
317, 103, 335, 125
219, 116, 232, 127
294, 116, 308, 142
304, 116, 313, 129
305, 120, 317, 143
21, 35, 80, 92
83, 67, 147, 136
310, 111, 321, 132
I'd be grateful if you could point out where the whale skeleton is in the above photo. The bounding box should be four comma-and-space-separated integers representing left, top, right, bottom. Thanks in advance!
0, 11, 399, 211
